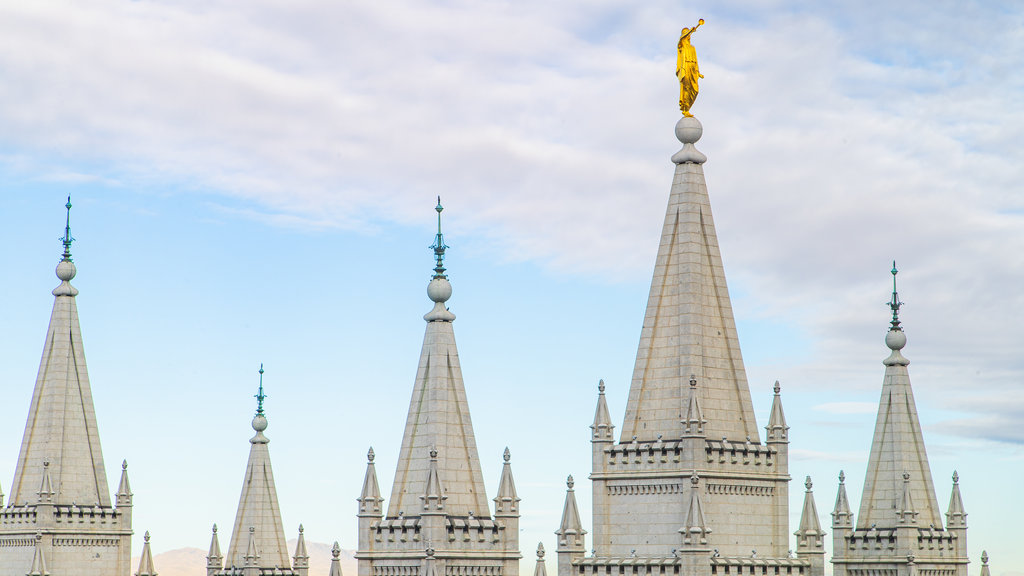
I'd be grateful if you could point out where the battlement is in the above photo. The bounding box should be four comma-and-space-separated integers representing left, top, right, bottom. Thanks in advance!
571, 555, 809, 576
600, 439, 779, 476
835, 527, 962, 556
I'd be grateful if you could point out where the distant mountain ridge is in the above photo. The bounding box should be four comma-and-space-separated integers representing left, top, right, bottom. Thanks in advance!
132, 540, 357, 576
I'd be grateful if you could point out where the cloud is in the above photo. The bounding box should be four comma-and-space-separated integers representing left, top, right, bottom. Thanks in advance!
1, 1, 1022, 443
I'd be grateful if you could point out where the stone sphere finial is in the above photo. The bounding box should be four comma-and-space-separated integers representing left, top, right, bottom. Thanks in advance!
805, 476, 813, 491
252, 414, 268, 432
503, 447, 511, 463
56, 260, 77, 282
598, 379, 605, 393
427, 277, 453, 303
566, 475, 574, 489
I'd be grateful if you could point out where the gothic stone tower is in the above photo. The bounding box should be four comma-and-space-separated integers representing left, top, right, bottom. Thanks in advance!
357, 201, 521, 576
556, 117, 821, 576
0, 200, 137, 576
830, 273, 970, 576
204, 367, 310, 576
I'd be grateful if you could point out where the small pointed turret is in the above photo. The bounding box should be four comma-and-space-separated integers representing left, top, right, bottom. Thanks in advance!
27, 533, 49, 576
0, 478, 5, 507
765, 381, 788, 442
555, 475, 586, 549
293, 525, 309, 575
795, 477, 826, 552
679, 472, 711, 546
682, 375, 706, 436
896, 471, 918, 524
358, 448, 384, 517
117, 460, 133, 507
494, 447, 520, 516
244, 527, 259, 567
946, 471, 967, 528
36, 461, 55, 503
329, 542, 344, 576
135, 531, 158, 576
831, 471, 853, 528
980, 551, 990, 576
207, 524, 224, 574
534, 543, 547, 576
590, 380, 614, 441
420, 447, 447, 512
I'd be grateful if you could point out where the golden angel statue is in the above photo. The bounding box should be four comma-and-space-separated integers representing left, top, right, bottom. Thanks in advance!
676, 19, 705, 116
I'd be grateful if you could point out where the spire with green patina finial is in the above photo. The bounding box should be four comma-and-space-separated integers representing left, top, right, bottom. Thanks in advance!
430, 196, 448, 280
888, 261, 903, 330
61, 195, 74, 262
255, 364, 267, 417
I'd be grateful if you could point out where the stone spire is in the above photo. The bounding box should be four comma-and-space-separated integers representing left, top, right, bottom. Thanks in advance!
293, 525, 309, 576
620, 116, 759, 443
856, 265, 942, 530
555, 476, 585, 576
207, 525, 224, 575
678, 472, 710, 546
765, 381, 788, 442
979, 552, 990, 576
590, 380, 614, 442
946, 471, 967, 528
117, 460, 133, 507
357, 448, 383, 516
27, 533, 48, 576
555, 476, 585, 549
794, 477, 826, 552
329, 543, 344, 576
135, 531, 157, 576
494, 448, 520, 516
831, 471, 853, 528
534, 543, 547, 576
10, 197, 112, 507
224, 366, 291, 570
387, 200, 491, 518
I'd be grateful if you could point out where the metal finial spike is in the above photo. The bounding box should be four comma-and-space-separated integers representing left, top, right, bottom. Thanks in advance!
888, 261, 903, 329
61, 195, 75, 261
255, 363, 267, 416
429, 197, 449, 280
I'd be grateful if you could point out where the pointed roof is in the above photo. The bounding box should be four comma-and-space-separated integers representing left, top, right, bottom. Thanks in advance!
856, 268, 943, 530
225, 368, 290, 569
946, 471, 967, 528
795, 477, 825, 550
590, 380, 614, 441
493, 447, 520, 516
27, 533, 49, 576
831, 471, 853, 527
679, 472, 711, 545
980, 551, 990, 576
135, 531, 158, 576
387, 201, 491, 518
329, 542, 344, 576
117, 460, 132, 506
765, 381, 788, 442
293, 525, 309, 568
555, 475, 586, 549
621, 118, 759, 443
358, 448, 383, 516
11, 199, 111, 507
533, 543, 547, 576
207, 524, 224, 569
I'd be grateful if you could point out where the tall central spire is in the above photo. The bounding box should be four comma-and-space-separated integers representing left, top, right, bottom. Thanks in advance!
619, 117, 759, 443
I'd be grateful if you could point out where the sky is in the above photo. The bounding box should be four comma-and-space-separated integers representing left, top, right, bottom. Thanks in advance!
0, 0, 1022, 575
